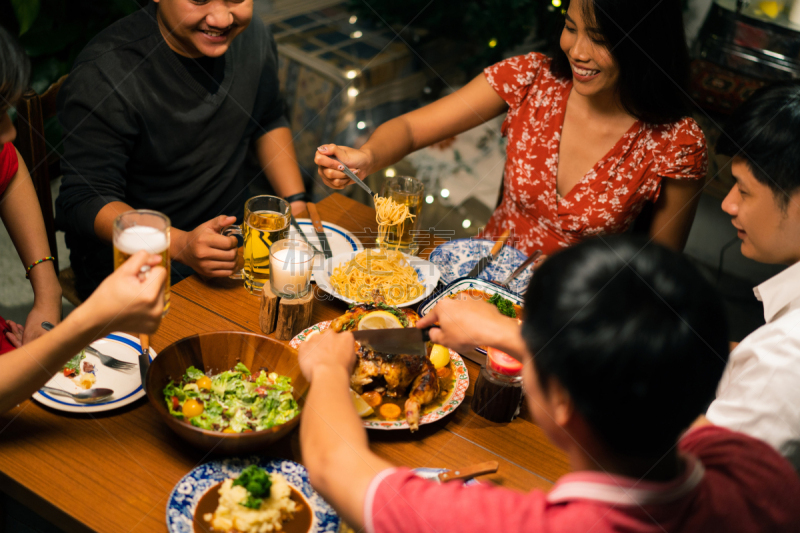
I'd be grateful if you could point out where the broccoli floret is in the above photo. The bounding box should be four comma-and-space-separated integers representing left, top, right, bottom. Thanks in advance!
234, 465, 272, 509
488, 294, 517, 318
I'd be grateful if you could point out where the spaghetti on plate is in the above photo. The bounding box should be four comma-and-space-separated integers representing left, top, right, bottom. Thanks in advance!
329, 196, 424, 305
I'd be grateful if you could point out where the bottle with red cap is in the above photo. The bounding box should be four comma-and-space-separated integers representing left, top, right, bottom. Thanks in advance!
470, 347, 524, 423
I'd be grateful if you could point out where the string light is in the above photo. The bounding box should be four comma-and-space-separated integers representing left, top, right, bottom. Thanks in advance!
349, 15, 358, 24
462, 219, 472, 229
385, 168, 396, 177
351, 31, 363, 39
348, 87, 359, 97
357, 121, 367, 130
552, 0, 562, 6
425, 195, 434, 204
488, 38, 498, 48
346, 70, 358, 79
441, 189, 450, 198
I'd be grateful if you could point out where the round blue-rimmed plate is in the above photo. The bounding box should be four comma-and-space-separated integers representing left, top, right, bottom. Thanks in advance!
429, 239, 532, 294
32, 332, 155, 414
166, 457, 340, 533
289, 219, 363, 271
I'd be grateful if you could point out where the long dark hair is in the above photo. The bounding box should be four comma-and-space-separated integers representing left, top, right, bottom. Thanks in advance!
550, 0, 691, 125
0, 25, 30, 109
522, 236, 728, 458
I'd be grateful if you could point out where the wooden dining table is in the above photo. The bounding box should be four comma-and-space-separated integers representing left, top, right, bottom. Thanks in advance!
0, 193, 570, 533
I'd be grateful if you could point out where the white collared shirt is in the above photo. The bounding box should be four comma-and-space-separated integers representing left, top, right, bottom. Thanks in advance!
707, 260, 800, 471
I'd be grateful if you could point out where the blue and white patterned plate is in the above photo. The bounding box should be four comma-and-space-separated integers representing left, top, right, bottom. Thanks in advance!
166, 457, 340, 533
418, 278, 525, 356
313, 251, 441, 308
428, 239, 532, 294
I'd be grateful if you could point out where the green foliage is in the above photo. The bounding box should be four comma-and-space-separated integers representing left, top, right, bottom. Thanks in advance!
11, 0, 145, 93
233, 465, 272, 509
347, 0, 538, 74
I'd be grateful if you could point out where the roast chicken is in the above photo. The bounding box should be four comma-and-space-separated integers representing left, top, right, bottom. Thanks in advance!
331, 291, 440, 431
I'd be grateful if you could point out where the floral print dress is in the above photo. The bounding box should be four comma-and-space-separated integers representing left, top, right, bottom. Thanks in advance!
479, 52, 707, 256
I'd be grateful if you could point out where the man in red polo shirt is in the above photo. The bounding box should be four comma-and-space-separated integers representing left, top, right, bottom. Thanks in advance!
297, 236, 800, 532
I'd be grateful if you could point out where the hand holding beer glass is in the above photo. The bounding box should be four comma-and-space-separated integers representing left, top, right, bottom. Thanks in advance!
113, 210, 171, 386
222, 195, 290, 293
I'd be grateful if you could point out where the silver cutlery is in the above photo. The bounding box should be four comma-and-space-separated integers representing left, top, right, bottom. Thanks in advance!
330, 155, 376, 198
498, 250, 543, 288
306, 202, 333, 259
41, 386, 114, 403
467, 230, 511, 279
41, 322, 137, 372
290, 213, 323, 256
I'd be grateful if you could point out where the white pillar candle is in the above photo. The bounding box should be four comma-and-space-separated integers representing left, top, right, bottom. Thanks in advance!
270, 247, 313, 297
790, 0, 800, 25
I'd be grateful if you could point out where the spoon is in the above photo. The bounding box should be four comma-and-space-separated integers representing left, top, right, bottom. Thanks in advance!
41, 386, 114, 403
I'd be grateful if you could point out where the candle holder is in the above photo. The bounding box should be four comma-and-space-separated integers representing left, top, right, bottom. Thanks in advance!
268, 239, 315, 299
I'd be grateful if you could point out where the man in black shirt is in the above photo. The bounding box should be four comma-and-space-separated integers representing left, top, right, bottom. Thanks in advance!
56, 0, 316, 298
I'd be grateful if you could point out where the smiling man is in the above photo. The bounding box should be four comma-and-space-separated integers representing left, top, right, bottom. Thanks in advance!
705, 81, 800, 471
55, 0, 311, 298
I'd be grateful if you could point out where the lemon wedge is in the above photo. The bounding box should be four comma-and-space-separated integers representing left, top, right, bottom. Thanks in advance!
429, 344, 450, 370
357, 310, 404, 330
350, 389, 374, 417
759, 1, 782, 18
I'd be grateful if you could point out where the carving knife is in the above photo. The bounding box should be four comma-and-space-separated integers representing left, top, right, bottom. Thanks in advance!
352, 327, 433, 358
306, 202, 332, 259
466, 229, 511, 279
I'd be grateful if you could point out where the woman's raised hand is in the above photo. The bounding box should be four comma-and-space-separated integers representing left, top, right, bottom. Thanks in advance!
315, 144, 372, 189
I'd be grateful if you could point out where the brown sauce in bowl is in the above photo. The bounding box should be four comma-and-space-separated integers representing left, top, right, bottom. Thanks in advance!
194, 481, 312, 533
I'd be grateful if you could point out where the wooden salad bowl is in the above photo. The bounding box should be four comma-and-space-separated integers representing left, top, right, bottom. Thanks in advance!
146, 331, 309, 454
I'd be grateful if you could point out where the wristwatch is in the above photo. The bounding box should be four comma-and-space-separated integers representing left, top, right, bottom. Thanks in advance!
284, 192, 309, 204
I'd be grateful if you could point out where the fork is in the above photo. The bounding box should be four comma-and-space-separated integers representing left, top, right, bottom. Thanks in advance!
41, 322, 137, 372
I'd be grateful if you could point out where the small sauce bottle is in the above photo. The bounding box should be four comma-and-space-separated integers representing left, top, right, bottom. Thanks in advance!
470, 347, 524, 423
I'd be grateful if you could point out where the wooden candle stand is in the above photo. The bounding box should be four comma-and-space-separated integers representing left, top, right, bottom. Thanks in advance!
259, 284, 314, 340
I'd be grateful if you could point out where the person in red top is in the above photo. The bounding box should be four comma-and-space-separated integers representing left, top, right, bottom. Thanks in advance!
297, 236, 800, 533
0, 26, 167, 413
315, 0, 705, 255
0, 26, 62, 353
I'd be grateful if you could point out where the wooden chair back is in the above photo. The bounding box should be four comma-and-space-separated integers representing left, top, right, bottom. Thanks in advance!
14, 75, 68, 273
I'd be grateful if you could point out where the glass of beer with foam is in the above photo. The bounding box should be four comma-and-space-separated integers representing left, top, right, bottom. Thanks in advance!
113, 210, 171, 314
222, 196, 290, 293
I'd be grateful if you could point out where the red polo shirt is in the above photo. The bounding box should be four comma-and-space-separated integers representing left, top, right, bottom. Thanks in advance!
365, 426, 800, 533
0, 142, 18, 197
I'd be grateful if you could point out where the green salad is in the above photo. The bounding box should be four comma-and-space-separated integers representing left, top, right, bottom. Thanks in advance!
163, 363, 300, 433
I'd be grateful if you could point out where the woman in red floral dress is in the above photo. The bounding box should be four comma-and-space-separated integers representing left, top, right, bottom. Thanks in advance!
316, 0, 706, 256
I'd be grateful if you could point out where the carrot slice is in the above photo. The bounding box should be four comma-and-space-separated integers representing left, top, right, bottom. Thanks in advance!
379, 403, 402, 420
436, 366, 451, 378
361, 391, 383, 407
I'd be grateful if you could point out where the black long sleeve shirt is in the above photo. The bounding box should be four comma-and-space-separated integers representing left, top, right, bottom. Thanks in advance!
55, 2, 289, 297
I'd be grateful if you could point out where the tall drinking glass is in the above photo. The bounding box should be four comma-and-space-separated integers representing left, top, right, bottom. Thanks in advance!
222, 195, 290, 293
113, 210, 171, 381
376, 176, 424, 255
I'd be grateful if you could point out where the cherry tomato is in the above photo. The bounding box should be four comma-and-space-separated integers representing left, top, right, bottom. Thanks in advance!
361, 391, 382, 407
196, 376, 212, 390
182, 399, 204, 418
171, 396, 180, 410
222, 428, 237, 434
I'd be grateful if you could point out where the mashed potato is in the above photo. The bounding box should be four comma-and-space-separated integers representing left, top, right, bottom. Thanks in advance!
205, 473, 296, 533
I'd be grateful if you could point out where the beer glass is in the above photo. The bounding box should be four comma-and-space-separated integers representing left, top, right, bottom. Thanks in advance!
113, 210, 171, 313
113, 210, 171, 371
376, 176, 424, 255
223, 195, 290, 293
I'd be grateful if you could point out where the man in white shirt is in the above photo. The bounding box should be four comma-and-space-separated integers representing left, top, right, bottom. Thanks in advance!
705, 80, 800, 470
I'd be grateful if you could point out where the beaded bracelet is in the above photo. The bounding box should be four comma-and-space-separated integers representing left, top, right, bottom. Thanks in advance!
25, 256, 55, 279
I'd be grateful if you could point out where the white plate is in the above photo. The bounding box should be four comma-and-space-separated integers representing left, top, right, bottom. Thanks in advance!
32, 332, 156, 413
289, 219, 363, 271
313, 250, 441, 308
